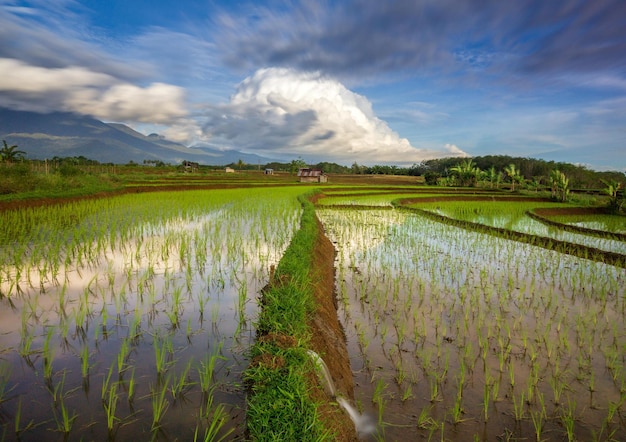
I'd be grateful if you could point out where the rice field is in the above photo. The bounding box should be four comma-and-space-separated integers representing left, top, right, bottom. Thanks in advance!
549, 214, 626, 235
1, 181, 624, 441
411, 199, 626, 255
0, 186, 304, 441
317, 191, 626, 441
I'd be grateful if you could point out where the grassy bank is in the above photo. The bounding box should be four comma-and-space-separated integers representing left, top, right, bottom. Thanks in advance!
245, 192, 335, 441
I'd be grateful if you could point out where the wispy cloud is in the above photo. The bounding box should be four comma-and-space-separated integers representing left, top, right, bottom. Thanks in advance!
214, 0, 626, 89
0, 58, 187, 123
0, 3, 191, 124
0, 1, 142, 80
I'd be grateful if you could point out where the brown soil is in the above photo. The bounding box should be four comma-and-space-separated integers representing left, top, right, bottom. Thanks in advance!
306, 216, 359, 441
532, 206, 608, 216
398, 195, 549, 204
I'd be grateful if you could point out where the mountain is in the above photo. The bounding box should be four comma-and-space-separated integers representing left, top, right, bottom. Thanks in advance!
0, 108, 271, 165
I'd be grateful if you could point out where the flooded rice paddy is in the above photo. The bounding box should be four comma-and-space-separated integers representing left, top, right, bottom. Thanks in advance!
318, 207, 626, 441
414, 200, 626, 255
0, 187, 303, 441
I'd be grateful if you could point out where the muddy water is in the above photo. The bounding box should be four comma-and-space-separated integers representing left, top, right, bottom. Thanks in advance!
318, 208, 626, 441
0, 193, 300, 441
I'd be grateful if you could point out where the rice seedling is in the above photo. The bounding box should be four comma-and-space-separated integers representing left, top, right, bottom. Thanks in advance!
51, 372, 77, 437
412, 404, 436, 431
153, 334, 173, 377
512, 391, 525, 421
150, 380, 170, 431
194, 403, 234, 442
102, 381, 119, 432
14, 396, 36, 436
372, 377, 387, 406
549, 372, 566, 406
483, 374, 492, 422
529, 392, 547, 441
0, 363, 14, 405
199, 341, 226, 394
451, 388, 465, 424
53, 395, 77, 436
557, 398, 576, 441
116, 337, 130, 374
42, 326, 55, 381
170, 359, 195, 400
80, 344, 90, 378
101, 363, 115, 401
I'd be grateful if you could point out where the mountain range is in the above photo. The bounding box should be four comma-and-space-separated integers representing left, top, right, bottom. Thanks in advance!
0, 108, 271, 165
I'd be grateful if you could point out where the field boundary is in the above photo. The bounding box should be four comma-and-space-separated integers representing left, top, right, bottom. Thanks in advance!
245, 192, 358, 441
528, 208, 626, 242
398, 204, 626, 269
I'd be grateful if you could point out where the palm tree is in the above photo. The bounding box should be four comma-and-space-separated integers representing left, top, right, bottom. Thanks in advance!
1, 140, 26, 164
550, 169, 570, 202
450, 159, 480, 187
601, 179, 623, 213
549, 169, 560, 199
504, 163, 520, 191
486, 166, 499, 189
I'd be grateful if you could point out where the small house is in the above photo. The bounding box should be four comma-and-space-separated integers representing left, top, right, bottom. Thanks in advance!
264, 168, 274, 175
297, 168, 327, 183
182, 160, 199, 172
225, 167, 235, 173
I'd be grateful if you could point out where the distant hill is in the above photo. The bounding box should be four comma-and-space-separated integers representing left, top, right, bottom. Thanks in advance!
0, 108, 271, 165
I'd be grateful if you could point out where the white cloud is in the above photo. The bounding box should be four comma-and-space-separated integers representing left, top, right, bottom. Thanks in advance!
444, 144, 470, 157
202, 68, 466, 164
0, 58, 187, 124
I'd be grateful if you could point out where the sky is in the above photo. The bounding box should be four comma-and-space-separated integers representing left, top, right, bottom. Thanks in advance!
1, 0, 625, 170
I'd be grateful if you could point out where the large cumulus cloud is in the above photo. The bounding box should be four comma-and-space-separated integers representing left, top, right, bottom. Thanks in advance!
202, 68, 466, 164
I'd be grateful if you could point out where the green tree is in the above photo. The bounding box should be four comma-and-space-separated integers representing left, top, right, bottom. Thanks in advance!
449, 159, 481, 187
504, 163, 521, 191
601, 179, 623, 213
486, 166, 502, 189
550, 169, 570, 202
1, 140, 26, 164
423, 171, 441, 185
289, 158, 307, 175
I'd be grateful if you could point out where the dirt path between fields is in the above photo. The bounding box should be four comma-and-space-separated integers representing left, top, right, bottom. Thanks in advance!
307, 216, 360, 441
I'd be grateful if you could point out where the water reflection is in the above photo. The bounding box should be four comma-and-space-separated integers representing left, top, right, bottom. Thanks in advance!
0, 189, 301, 440
319, 208, 626, 441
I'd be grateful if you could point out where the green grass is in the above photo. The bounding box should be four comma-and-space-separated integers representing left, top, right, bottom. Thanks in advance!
245, 191, 333, 441
0, 163, 120, 201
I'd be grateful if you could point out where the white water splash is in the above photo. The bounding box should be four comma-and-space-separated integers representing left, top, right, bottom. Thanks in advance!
306, 350, 375, 437
337, 397, 377, 437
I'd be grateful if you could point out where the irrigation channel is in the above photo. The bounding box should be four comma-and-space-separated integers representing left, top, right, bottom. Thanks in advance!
316, 193, 626, 441
0, 187, 304, 441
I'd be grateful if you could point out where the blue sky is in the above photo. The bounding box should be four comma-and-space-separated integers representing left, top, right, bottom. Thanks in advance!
1, 0, 625, 170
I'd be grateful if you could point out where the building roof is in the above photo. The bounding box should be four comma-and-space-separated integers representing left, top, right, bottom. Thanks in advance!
297, 168, 324, 177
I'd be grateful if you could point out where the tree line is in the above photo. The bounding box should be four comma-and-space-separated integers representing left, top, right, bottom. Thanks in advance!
3, 139, 623, 191
411, 155, 625, 190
